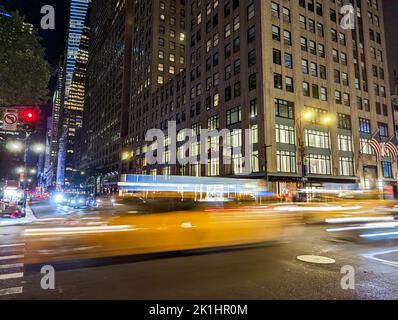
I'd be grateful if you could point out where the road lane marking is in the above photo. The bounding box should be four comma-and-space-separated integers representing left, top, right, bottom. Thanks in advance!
362, 249, 398, 268
0, 244, 25, 248
0, 272, 23, 280
0, 263, 24, 269
0, 255, 24, 261
0, 287, 23, 296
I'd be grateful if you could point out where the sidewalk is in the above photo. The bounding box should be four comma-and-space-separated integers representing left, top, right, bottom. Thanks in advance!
0, 205, 37, 227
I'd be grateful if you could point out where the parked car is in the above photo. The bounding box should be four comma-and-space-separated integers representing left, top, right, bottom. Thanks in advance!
0, 203, 23, 219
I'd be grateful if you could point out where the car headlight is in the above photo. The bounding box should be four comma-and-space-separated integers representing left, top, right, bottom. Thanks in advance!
54, 194, 64, 203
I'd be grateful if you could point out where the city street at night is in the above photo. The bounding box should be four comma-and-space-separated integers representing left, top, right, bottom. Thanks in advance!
0, 200, 397, 300
2, 0, 398, 308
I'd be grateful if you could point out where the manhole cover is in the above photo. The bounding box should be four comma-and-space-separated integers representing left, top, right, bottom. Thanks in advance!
297, 255, 336, 264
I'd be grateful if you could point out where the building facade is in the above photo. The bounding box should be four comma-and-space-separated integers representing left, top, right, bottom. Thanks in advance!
122, 0, 396, 195
63, 25, 89, 186
383, 0, 398, 132
44, 62, 64, 188
127, 0, 187, 146
82, 0, 133, 190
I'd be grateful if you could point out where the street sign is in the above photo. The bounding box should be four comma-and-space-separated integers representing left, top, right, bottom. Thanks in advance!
2, 109, 18, 131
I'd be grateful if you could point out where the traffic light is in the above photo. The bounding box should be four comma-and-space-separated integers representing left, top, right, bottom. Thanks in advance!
19, 107, 40, 131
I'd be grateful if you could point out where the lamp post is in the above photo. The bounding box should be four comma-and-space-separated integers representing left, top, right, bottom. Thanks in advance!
7, 135, 45, 208
32, 143, 45, 153
6, 140, 24, 153
264, 144, 272, 189
297, 110, 314, 191
296, 110, 333, 194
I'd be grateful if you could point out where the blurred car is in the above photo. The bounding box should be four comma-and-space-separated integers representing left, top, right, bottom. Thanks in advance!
23, 200, 288, 264
0, 204, 23, 219
34, 194, 49, 200
86, 196, 97, 208
269, 200, 398, 224
95, 195, 116, 208
68, 195, 94, 209
59, 194, 74, 206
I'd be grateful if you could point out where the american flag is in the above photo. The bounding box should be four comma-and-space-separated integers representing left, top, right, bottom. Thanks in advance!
385, 133, 398, 161
369, 130, 383, 161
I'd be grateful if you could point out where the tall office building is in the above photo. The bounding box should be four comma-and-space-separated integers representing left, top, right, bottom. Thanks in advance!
56, 1, 90, 187
83, 0, 133, 189
64, 0, 90, 101
383, 0, 398, 131
63, 25, 89, 185
126, 0, 395, 194
51, 64, 63, 158
47, 63, 64, 179
127, 0, 187, 147
43, 117, 54, 188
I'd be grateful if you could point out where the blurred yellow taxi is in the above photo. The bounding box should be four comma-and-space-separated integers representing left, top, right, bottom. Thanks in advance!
22, 201, 287, 264
279, 201, 397, 224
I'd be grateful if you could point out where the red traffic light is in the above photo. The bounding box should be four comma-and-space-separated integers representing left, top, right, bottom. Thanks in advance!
20, 108, 39, 124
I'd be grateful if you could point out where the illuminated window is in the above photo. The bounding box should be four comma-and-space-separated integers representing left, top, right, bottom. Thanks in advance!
339, 157, 354, 176
277, 151, 296, 173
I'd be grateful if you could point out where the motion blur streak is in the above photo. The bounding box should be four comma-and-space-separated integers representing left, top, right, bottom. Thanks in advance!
327, 222, 398, 232
360, 232, 398, 238
326, 217, 396, 224
24, 225, 136, 236
273, 205, 362, 212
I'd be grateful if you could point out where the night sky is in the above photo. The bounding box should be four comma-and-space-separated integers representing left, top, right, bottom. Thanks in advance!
1, 0, 70, 93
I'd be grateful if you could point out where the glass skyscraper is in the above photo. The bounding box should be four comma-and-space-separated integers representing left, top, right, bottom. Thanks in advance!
56, 0, 89, 188
64, 0, 89, 101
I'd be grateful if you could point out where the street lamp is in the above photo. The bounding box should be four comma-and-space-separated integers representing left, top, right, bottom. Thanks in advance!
30, 168, 37, 175
321, 115, 333, 126
121, 151, 132, 161
31, 143, 45, 153
6, 140, 23, 153
302, 110, 314, 122
16, 167, 25, 174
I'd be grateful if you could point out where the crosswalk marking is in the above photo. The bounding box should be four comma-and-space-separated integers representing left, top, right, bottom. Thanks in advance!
0, 287, 23, 296
0, 263, 24, 269
0, 243, 25, 298
0, 255, 24, 261
0, 272, 24, 280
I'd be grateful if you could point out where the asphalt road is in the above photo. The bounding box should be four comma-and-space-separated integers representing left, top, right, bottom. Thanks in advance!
0, 201, 397, 300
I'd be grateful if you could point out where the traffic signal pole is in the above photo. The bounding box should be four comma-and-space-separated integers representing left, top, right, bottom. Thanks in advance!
21, 131, 31, 213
